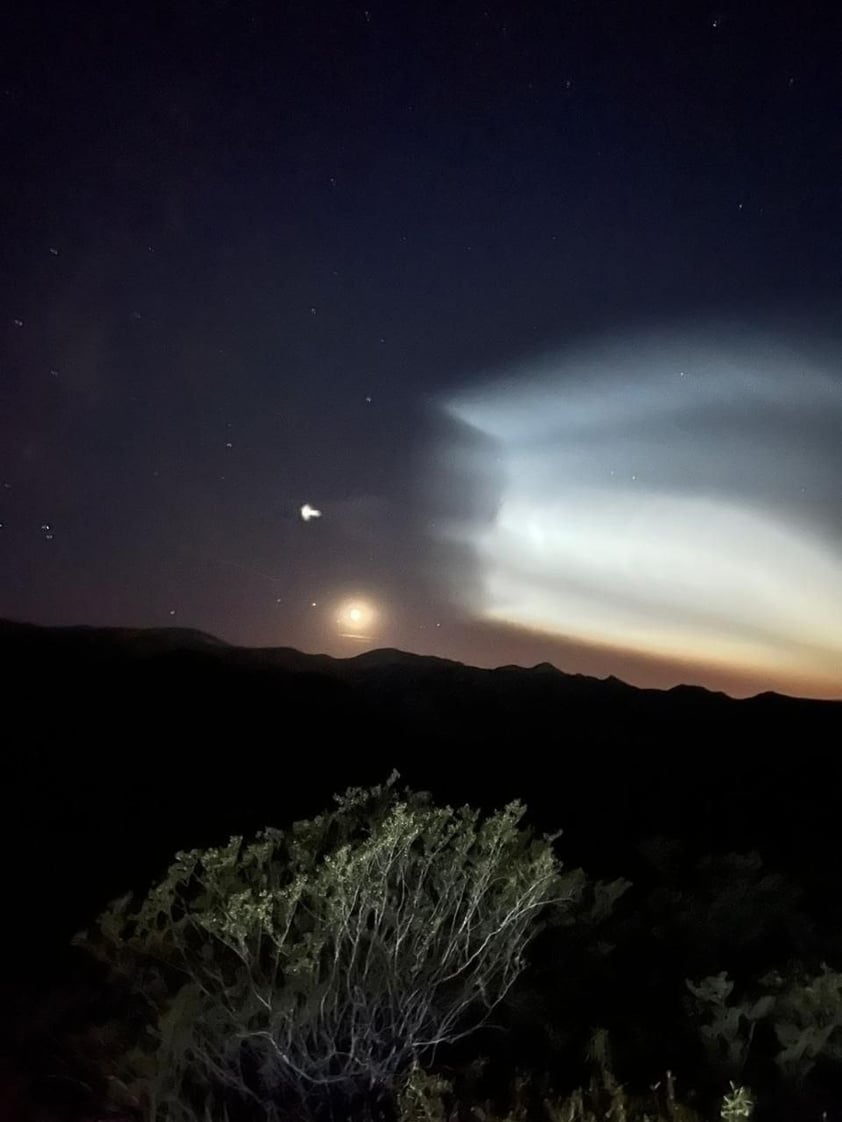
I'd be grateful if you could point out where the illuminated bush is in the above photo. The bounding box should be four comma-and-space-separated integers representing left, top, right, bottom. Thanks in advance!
77, 774, 579, 1122
687, 962, 842, 1089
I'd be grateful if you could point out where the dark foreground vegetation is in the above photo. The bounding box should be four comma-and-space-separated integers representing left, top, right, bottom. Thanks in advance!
2, 620, 842, 1122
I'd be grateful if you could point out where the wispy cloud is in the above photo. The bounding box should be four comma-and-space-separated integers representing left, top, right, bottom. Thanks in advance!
441, 325, 842, 692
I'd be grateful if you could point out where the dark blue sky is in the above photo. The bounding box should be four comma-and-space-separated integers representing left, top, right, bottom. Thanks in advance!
2, 1, 841, 695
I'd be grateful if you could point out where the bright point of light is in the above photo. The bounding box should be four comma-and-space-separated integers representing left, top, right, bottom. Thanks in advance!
336, 598, 379, 640
442, 326, 842, 693
300, 503, 322, 521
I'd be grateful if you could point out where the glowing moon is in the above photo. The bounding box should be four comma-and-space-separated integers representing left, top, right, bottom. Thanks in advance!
336, 598, 379, 640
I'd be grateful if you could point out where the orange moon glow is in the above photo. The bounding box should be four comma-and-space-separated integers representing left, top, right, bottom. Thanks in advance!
336, 598, 379, 640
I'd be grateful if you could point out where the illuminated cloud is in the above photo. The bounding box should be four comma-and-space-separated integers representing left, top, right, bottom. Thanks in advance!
442, 327, 842, 693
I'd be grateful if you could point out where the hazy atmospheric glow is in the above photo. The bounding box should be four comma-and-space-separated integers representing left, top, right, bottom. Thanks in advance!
444, 328, 842, 693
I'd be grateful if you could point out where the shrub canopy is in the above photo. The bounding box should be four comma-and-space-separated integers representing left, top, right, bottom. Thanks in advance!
78, 774, 579, 1122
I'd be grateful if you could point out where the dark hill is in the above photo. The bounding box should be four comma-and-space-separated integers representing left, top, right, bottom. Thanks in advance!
1, 618, 840, 991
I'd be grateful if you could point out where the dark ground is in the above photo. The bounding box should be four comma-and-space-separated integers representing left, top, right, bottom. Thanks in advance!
2, 619, 841, 1121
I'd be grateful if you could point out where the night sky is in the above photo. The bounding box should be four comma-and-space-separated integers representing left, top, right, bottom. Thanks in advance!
3, 1, 842, 698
